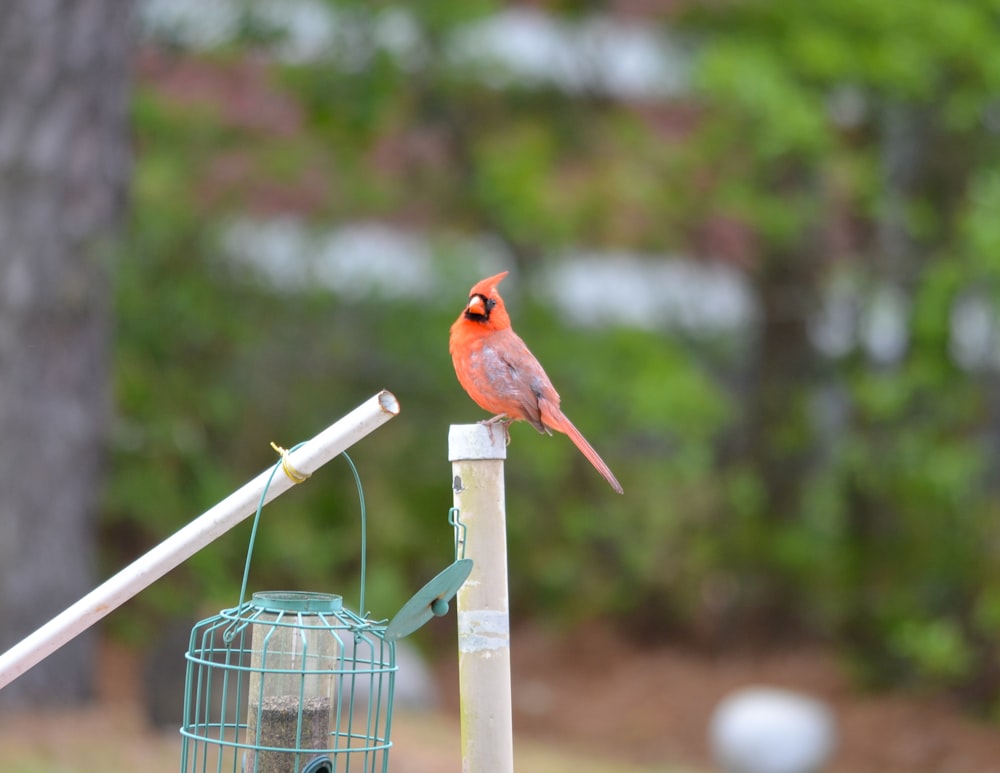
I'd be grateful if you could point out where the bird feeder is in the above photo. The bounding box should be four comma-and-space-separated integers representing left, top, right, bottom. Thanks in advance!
180, 590, 394, 773
179, 451, 470, 773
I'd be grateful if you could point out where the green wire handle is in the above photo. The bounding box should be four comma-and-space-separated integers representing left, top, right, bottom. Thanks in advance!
342, 450, 368, 614
232, 446, 368, 621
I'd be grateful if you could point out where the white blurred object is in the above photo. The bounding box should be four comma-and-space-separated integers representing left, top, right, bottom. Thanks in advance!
709, 686, 837, 773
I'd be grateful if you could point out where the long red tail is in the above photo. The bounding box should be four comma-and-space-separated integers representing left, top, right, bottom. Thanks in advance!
540, 397, 623, 494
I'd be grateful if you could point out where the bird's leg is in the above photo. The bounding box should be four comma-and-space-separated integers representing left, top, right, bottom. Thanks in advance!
479, 413, 512, 446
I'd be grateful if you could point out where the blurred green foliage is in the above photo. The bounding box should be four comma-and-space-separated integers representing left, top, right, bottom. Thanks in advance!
682, 0, 1000, 705
107, 0, 1000, 710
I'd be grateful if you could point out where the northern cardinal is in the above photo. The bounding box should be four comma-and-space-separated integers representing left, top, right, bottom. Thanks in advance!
450, 271, 623, 494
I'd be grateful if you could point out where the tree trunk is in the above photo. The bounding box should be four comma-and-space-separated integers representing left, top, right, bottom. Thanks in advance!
0, 0, 131, 708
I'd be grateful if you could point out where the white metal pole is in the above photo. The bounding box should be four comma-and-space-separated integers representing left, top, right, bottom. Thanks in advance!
0, 390, 400, 691
449, 423, 513, 773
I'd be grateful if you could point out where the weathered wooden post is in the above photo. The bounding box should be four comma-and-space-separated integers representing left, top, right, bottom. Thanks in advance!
449, 423, 514, 773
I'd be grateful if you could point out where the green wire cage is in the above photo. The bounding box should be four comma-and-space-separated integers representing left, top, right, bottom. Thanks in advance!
179, 453, 395, 773
179, 590, 395, 773
178, 451, 470, 773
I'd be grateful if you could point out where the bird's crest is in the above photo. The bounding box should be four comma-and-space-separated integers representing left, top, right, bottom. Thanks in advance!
468, 271, 509, 300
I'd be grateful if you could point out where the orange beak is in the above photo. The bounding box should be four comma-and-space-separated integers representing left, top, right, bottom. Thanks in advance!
467, 295, 486, 315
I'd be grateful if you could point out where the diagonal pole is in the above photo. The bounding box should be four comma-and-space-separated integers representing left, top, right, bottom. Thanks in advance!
0, 390, 400, 691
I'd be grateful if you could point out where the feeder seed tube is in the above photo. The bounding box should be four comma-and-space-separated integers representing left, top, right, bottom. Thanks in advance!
245, 593, 343, 773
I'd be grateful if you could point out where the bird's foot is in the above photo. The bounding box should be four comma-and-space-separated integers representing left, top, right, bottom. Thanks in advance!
479, 414, 512, 446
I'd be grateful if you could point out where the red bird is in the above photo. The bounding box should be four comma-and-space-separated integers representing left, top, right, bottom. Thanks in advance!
450, 271, 623, 494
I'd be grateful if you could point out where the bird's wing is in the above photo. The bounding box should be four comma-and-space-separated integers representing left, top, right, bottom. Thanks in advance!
479, 331, 558, 434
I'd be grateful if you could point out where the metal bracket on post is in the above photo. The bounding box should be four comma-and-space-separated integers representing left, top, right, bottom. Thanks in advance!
449, 423, 513, 773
